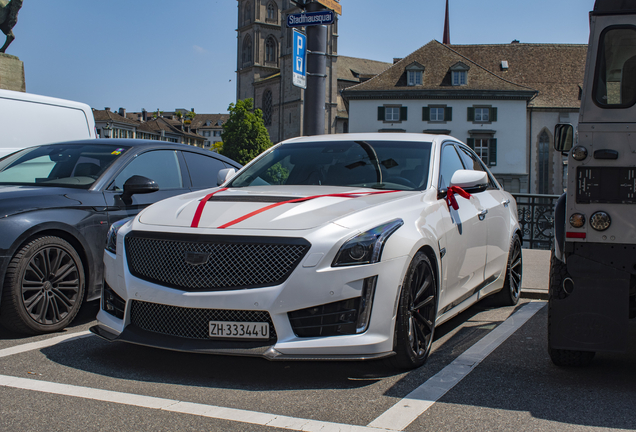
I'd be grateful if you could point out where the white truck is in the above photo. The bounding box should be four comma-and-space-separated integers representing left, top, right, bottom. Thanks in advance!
550, 0, 636, 366
0, 89, 96, 157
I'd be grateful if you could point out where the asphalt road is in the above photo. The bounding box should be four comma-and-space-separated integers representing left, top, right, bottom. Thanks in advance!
0, 249, 634, 431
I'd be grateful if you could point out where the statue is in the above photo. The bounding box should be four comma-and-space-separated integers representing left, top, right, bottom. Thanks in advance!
0, 0, 23, 54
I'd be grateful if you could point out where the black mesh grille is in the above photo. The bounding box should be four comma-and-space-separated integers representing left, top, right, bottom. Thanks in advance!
125, 233, 310, 291
130, 300, 277, 341
288, 298, 360, 337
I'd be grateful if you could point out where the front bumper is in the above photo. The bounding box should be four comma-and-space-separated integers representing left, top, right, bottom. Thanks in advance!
95, 239, 409, 360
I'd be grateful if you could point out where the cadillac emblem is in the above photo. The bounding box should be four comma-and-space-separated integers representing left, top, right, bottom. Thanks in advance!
184, 251, 210, 266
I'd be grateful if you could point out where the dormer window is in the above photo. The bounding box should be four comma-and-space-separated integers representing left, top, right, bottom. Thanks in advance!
450, 61, 469, 86
405, 62, 425, 87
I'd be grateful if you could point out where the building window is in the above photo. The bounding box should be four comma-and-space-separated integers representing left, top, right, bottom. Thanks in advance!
475, 107, 489, 122
467, 137, 497, 167
267, 2, 277, 22
243, 2, 251, 25
407, 70, 422, 86
263, 90, 273, 126
213, 130, 222, 137
422, 106, 451, 122
265, 36, 277, 63
538, 130, 550, 194
377, 106, 407, 122
430, 107, 444, 121
449, 61, 469, 86
386, 107, 400, 122
467, 106, 497, 123
452, 70, 466, 86
242, 35, 253, 65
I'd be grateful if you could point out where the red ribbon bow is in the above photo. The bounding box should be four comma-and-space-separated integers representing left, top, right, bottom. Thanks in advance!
445, 186, 471, 210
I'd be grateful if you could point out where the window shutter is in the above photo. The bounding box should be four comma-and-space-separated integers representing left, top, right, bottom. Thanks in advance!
400, 106, 408, 121
422, 107, 430, 121
377, 106, 385, 121
491, 107, 498, 122
467, 138, 475, 149
445, 107, 453, 121
467, 107, 474, 121
489, 138, 497, 166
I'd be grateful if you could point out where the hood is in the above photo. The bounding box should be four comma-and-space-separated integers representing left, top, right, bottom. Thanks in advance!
0, 185, 82, 217
138, 186, 410, 230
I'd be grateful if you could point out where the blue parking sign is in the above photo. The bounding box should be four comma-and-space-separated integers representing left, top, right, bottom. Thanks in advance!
292, 29, 307, 89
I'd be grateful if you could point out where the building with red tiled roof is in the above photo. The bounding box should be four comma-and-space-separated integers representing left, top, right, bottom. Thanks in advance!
343, 40, 587, 194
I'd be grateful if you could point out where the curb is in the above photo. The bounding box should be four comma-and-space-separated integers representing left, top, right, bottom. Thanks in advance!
521, 289, 549, 301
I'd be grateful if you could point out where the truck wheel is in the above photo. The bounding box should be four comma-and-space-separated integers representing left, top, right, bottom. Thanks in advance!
494, 234, 522, 306
0, 236, 85, 335
390, 252, 437, 370
547, 250, 595, 367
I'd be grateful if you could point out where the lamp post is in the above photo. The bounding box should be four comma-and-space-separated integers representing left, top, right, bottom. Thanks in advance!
102, 122, 112, 138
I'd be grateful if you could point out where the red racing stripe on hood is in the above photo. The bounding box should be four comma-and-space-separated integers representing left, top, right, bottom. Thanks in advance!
191, 188, 228, 228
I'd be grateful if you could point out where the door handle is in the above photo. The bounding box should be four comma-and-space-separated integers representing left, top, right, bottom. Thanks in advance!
478, 209, 488, 221
502, 199, 510, 207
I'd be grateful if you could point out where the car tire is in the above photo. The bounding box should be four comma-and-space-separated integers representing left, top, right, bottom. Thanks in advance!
493, 234, 522, 306
390, 251, 437, 370
0, 236, 85, 335
547, 250, 595, 367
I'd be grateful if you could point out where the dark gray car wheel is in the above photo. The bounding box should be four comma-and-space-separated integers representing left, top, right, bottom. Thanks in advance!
494, 234, 522, 306
0, 236, 85, 335
390, 252, 437, 370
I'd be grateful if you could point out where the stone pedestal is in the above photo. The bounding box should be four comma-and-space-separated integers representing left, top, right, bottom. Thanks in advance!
0, 53, 25, 92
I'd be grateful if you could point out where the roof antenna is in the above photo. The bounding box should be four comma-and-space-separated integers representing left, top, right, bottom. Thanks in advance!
443, 0, 451, 45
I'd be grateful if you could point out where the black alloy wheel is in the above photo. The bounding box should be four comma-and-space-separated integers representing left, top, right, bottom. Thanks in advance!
0, 236, 85, 334
495, 234, 523, 306
391, 251, 437, 369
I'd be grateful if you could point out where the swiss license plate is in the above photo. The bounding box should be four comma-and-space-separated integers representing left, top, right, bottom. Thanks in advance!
209, 321, 270, 340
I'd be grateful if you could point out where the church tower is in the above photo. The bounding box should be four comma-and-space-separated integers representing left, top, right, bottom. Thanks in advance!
236, 0, 339, 142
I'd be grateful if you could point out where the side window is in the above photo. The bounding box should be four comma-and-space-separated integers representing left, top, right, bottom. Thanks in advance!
457, 145, 499, 189
439, 144, 465, 190
182, 151, 227, 189
111, 150, 183, 191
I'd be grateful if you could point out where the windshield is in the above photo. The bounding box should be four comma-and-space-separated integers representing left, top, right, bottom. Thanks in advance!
594, 26, 636, 107
0, 144, 131, 188
228, 140, 432, 191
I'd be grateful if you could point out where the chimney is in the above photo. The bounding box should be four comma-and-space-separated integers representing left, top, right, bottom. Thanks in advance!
105, 107, 111, 112
393, 58, 403, 64
118, 108, 126, 118
142, 108, 147, 122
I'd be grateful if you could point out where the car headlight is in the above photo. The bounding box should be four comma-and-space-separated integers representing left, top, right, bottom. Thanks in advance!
332, 219, 404, 267
105, 217, 134, 254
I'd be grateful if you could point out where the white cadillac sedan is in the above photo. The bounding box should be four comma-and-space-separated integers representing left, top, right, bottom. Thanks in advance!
91, 133, 522, 369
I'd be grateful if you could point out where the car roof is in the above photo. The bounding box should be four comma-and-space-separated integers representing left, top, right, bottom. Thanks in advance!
20, 138, 241, 168
279, 132, 456, 146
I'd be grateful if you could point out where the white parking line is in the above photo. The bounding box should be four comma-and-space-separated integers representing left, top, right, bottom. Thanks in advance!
0, 374, 387, 432
368, 301, 546, 431
0, 330, 91, 359
0, 302, 545, 431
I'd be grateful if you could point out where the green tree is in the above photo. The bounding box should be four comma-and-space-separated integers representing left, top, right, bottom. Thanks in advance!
220, 98, 272, 165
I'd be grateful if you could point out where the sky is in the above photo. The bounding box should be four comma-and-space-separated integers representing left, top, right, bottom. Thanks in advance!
8, 0, 596, 115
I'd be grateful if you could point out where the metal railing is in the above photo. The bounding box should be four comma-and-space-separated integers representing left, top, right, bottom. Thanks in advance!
512, 193, 561, 250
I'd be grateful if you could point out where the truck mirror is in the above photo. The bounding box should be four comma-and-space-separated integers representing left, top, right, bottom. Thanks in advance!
554, 123, 574, 153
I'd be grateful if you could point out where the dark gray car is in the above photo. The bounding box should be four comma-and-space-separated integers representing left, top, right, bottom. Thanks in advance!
0, 139, 240, 334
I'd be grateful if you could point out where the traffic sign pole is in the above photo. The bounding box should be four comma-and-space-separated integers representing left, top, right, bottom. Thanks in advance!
303, 1, 327, 136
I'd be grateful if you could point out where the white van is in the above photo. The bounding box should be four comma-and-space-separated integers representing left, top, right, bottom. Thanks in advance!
0, 89, 96, 157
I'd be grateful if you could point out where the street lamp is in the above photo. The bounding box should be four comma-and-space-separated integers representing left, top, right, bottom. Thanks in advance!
102, 122, 112, 138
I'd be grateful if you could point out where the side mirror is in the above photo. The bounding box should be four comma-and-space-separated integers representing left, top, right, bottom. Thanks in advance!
217, 168, 236, 186
449, 170, 488, 193
554, 123, 574, 153
122, 175, 159, 203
